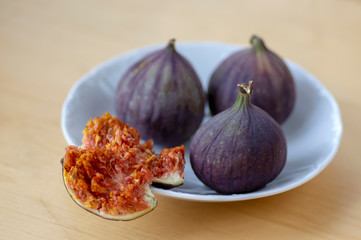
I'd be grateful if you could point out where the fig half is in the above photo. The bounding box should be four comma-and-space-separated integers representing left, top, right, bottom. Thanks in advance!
62, 113, 185, 220
190, 82, 287, 194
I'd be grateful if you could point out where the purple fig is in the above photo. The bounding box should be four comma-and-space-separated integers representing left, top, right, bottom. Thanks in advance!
115, 39, 206, 147
208, 35, 295, 124
190, 81, 287, 194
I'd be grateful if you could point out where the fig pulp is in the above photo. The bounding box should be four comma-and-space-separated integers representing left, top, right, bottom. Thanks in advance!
208, 35, 295, 124
115, 39, 206, 147
62, 113, 185, 220
190, 82, 287, 194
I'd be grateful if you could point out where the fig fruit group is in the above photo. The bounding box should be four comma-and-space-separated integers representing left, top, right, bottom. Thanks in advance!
115, 39, 206, 147
208, 35, 295, 124
62, 113, 185, 220
190, 82, 287, 194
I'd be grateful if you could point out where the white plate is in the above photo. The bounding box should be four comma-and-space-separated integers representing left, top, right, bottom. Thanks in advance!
61, 41, 343, 202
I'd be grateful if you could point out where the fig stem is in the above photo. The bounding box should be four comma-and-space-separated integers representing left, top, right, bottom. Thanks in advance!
167, 38, 176, 50
237, 81, 254, 95
233, 81, 253, 111
250, 35, 267, 52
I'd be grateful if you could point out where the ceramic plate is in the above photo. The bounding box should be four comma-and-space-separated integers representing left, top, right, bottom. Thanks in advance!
61, 42, 343, 202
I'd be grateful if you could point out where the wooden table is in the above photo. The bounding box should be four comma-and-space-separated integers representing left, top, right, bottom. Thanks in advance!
1, 0, 360, 239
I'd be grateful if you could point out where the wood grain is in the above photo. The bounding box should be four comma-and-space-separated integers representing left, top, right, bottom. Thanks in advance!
1, 0, 360, 239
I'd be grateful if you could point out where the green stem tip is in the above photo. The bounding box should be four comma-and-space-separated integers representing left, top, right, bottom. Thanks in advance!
167, 38, 176, 49
250, 35, 267, 52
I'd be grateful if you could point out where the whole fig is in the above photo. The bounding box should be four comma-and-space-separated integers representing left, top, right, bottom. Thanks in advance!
115, 39, 206, 147
190, 81, 287, 194
208, 35, 295, 124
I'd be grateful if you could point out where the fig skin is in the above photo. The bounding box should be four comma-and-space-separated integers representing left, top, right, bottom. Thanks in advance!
208, 35, 295, 124
190, 81, 287, 194
115, 39, 206, 147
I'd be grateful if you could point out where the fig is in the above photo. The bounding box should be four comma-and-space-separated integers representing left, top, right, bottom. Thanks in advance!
190, 81, 287, 194
208, 35, 295, 124
62, 113, 185, 220
115, 39, 206, 147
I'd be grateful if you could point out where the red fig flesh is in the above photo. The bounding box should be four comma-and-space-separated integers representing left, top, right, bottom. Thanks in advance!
62, 113, 185, 220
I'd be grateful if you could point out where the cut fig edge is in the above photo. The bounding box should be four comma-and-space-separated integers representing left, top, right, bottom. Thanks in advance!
151, 171, 184, 189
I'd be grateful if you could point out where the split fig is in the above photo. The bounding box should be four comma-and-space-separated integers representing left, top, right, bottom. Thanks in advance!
115, 39, 206, 147
62, 113, 185, 220
190, 81, 287, 194
208, 35, 295, 124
